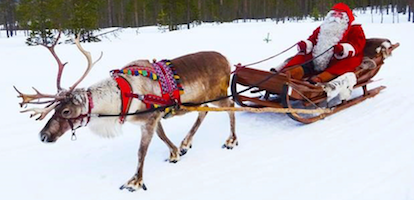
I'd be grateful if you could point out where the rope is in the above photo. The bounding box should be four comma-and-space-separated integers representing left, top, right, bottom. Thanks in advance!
95, 46, 335, 118
180, 105, 331, 114
279, 46, 334, 73
243, 44, 296, 67
228, 46, 335, 101
288, 83, 322, 109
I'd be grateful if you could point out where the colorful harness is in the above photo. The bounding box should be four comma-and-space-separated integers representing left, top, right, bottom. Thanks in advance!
110, 60, 184, 123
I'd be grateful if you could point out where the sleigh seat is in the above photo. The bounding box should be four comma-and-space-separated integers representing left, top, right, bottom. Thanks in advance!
231, 38, 399, 123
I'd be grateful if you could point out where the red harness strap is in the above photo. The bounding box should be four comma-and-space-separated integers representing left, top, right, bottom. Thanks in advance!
113, 76, 133, 124
111, 60, 183, 121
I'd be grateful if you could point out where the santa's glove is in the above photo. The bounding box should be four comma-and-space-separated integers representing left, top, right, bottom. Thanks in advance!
333, 44, 344, 57
297, 41, 307, 53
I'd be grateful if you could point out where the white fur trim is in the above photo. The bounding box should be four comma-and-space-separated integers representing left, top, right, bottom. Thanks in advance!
304, 40, 313, 54
335, 43, 355, 59
274, 61, 287, 72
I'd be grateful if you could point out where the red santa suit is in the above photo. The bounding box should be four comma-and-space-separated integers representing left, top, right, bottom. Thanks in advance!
283, 3, 366, 81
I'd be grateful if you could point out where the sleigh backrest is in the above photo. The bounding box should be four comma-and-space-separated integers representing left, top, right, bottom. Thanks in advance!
355, 38, 399, 84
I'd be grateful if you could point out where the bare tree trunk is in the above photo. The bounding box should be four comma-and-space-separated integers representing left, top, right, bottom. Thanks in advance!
143, 3, 146, 25
197, 0, 201, 21
134, 0, 139, 27
381, 7, 384, 23
10, 1, 15, 37
120, 0, 124, 27
3, 0, 14, 38
187, 0, 190, 29
371, 4, 374, 23
5, 14, 10, 38
107, 0, 113, 27
243, 0, 248, 22
392, 4, 395, 23
219, 0, 223, 21
153, 0, 159, 26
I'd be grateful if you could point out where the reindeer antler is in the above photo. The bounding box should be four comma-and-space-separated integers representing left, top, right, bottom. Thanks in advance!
68, 35, 103, 92
20, 102, 60, 120
15, 32, 68, 120
16, 32, 103, 121
39, 31, 68, 92
13, 86, 64, 108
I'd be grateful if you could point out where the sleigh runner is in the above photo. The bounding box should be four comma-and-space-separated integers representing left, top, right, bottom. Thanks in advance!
231, 38, 399, 124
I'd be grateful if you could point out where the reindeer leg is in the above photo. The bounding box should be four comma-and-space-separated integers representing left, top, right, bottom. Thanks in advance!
223, 109, 237, 149
120, 114, 161, 192
213, 99, 238, 149
179, 108, 208, 156
156, 122, 180, 163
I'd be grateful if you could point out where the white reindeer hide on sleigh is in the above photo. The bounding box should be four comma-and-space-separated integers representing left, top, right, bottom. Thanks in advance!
322, 72, 357, 102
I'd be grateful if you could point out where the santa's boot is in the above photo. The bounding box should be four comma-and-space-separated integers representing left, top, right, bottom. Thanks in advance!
285, 65, 305, 80
310, 71, 337, 83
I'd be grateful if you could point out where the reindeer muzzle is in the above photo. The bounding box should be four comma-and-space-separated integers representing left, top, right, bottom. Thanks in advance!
40, 132, 55, 143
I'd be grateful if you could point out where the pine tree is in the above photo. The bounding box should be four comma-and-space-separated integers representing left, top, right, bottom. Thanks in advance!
7, 0, 414, 40
311, 7, 321, 21
17, 0, 60, 45
68, 0, 101, 42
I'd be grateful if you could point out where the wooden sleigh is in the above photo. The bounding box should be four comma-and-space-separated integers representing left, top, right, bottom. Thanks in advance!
231, 38, 400, 124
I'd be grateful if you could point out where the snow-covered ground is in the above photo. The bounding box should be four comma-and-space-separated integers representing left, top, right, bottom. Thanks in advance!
1, 10, 413, 200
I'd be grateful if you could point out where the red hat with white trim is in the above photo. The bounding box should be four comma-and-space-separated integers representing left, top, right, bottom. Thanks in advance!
331, 3, 354, 24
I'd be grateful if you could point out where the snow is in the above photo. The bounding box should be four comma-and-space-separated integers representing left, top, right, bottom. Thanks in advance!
1, 10, 414, 200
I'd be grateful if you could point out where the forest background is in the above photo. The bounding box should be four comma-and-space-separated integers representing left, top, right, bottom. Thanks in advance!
1, 0, 414, 43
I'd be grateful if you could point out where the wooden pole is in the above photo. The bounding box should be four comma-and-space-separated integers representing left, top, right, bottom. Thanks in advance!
180, 106, 331, 114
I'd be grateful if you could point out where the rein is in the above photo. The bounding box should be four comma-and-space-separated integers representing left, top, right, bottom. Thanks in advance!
241, 44, 297, 67
71, 46, 335, 123
232, 44, 296, 75
229, 46, 335, 97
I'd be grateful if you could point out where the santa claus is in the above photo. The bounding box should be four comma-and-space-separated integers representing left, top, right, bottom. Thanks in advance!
280, 2, 366, 83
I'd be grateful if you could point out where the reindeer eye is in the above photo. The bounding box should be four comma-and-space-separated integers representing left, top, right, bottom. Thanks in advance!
61, 108, 72, 118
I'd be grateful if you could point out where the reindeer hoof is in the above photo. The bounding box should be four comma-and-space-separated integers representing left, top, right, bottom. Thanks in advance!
120, 177, 147, 192
169, 159, 178, 163
165, 156, 180, 163
166, 148, 180, 163
179, 144, 192, 156
222, 139, 238, 150
180, 148, 188, 156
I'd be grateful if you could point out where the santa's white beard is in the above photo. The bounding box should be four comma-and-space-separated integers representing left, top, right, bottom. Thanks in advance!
313, 14, 349, 71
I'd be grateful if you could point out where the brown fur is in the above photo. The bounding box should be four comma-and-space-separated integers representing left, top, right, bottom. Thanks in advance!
38, 51, 237, 192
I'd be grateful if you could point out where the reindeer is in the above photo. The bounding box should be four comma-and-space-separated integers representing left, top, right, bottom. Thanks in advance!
15, 33, 237, 192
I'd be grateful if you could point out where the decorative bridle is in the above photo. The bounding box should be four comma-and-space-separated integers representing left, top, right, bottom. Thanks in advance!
14, 32, 102, 137
62, 91, 94, 140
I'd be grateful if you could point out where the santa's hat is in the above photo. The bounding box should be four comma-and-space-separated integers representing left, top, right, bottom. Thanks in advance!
331, 3, 354, 24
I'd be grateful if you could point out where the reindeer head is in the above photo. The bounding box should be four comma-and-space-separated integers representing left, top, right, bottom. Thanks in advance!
15, 32, 102, 143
